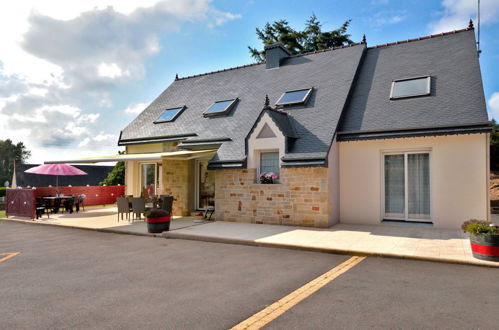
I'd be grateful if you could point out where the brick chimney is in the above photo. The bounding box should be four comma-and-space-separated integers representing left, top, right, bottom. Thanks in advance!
265, 43, 291, 69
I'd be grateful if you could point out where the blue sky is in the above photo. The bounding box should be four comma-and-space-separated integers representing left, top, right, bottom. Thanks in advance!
0, 0, 498, 163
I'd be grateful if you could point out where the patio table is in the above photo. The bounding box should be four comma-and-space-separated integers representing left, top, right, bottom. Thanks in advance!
42, 196, 76, 214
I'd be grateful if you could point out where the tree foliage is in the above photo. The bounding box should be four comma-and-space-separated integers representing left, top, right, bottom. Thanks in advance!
100, 161, 125, 186
0, 139, 31, 187
248, 14, 353, 61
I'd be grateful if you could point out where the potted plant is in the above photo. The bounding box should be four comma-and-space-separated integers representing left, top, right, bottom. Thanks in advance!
259, 172, 278, 184
145, 209, 172, 233
461, 219, 499, 261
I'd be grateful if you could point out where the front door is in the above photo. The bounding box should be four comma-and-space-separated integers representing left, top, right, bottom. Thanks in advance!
196, 160, 215, 210
384, 152, 431, 222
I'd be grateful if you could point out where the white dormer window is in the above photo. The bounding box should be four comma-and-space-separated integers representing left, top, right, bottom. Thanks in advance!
390, 76, 431, 99
275, 88, 312, 106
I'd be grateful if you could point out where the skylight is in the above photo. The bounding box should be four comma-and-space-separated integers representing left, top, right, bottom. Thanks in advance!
154, 106, 185, 123
276, 88, 312, 106
204, 99, 238, 117
391, 76, 431, 99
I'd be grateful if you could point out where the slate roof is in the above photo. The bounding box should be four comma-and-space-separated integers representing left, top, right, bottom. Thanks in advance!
120, 43, 365, 167
15, 164, 114, 187
120, 27, 490, 167
337, 28, 490, 140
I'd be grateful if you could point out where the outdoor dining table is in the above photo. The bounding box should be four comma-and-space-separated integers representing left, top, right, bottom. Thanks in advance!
42, 196, 76, 214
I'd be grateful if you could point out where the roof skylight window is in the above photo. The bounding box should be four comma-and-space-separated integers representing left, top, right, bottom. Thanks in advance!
276, 88, 312, 106
204, 99, 238, 117
154, 106, 185, 123
390, 76, 431, 99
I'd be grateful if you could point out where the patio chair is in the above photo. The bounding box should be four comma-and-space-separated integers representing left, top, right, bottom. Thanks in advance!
131, 198, 146, 221
78, 194, 87, 211
159, 195, 174, 216
35, 198, 49, 219
117, 197, 131, 222
63, 197, 74, 214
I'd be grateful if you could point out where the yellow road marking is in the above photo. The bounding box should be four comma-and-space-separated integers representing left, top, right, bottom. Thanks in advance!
230, 256, 366, 330
0, 252, 20, 263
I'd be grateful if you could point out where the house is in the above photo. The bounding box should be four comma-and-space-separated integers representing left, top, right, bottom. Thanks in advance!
12, 164, 115, 188
53, 22, 491, 229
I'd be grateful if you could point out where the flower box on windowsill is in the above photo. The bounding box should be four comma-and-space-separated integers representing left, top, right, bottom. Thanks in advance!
259, 172, 279, 184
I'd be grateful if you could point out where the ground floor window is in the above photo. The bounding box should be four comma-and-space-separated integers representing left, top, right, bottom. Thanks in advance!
141, 163, 158, 198
196, 160, 215, 209
384, 152, 430, 222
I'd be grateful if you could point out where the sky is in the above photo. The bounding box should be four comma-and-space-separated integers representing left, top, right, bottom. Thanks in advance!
0, 0, 498, 164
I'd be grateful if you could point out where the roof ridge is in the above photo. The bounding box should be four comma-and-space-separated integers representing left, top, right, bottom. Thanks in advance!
368, 27, 473, 50
176, 42, 364, 81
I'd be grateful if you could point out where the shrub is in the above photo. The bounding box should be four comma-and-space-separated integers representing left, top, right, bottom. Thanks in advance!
0, 187, 6, 198
462, 219, 499, 235
145, 208, 170, 218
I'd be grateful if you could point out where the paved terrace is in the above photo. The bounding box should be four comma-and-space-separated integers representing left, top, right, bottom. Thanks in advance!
4, 207, 499, 267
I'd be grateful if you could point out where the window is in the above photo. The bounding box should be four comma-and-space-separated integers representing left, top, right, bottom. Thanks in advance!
384, 152, 431, 222
141, 163, 159, 198
204, 99, 238, 117
390, 76, 431, 99
260, 152, 280, 178
154, 106, 185, 123
276, 88, 312, 106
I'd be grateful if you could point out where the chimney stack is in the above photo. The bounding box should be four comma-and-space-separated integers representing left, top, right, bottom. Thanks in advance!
264, 43, 291, 69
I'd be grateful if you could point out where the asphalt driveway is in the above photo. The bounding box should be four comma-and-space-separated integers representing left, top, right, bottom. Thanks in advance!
1, 221, 498, 329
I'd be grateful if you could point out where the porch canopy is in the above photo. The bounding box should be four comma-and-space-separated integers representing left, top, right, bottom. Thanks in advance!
44, 150, 216, 164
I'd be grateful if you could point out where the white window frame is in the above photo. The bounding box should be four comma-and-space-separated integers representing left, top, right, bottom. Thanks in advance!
380, 149, 432, 223
275, 88, 313, 106
257, 149, 280, 183
139, 162, 159, 196
390, 76, 431, 100
194, 159, 215, 210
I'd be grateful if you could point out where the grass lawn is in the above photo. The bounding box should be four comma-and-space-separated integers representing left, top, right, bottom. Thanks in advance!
0, 210, 5, 218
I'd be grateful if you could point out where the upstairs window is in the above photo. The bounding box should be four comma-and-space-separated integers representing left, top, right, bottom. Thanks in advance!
204, 98, 238, 117
276, 88, 312, 106
154, 106, 185, 123
390, 76, 431, 99
260, 151, 280, 183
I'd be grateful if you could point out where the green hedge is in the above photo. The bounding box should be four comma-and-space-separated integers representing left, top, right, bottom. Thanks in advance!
0, 187, 5, 198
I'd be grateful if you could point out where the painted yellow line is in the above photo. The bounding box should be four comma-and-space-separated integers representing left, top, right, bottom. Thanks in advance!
0, 252, 20, 263
230, 256, 366, 330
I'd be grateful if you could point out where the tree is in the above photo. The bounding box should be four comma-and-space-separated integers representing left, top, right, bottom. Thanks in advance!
248, 14, 353, 61
100, 151, 125, 186
0, 139, 31, 187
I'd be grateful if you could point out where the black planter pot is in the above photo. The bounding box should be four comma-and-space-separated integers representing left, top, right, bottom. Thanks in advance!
469, 233, 499, 262
146, 217, 171, 233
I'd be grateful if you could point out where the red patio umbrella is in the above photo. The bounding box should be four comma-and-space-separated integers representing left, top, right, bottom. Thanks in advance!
24, 164, 87, 191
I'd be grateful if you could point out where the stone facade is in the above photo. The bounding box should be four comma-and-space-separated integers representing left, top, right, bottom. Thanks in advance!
162, 159, 191, 216
215, 167, 331, 228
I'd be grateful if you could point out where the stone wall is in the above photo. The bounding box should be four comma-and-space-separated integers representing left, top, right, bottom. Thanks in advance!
215, 167, 331, 228
162, 159, 191, 216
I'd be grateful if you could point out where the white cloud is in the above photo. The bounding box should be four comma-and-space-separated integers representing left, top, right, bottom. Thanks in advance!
0, 1, 241, 163
429, 0, 499, 34
368, 10, 407, 27
488, 92, 499, 121
97, 63, 126, 79
124, 102, 148, 115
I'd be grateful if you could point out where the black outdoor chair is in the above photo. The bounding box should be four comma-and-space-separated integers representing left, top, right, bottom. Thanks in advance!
131, 198, 146, 221
63, 197, 74, 214
159, 195, 174, 216
35, 198, 49, 219
117, 197, 131, 222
